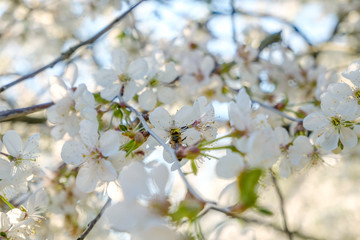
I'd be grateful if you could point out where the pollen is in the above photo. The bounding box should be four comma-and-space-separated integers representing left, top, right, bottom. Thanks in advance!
331, 116, 341, 126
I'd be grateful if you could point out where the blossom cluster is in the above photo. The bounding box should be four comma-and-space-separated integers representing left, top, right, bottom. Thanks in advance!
1, 1, 360, 239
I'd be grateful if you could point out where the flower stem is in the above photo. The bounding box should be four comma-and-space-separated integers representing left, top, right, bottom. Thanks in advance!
0, 195, 15, 209
199, 134, 233, 147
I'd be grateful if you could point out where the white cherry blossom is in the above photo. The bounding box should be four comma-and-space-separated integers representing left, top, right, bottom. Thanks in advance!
61, 119, 122, 193
94, 49, 148, 102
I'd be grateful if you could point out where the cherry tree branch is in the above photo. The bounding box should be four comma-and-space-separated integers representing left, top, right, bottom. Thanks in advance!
208, 206, 322, 240
0, 101, 54, 122
77, 198, 111, 240
232, 9, 312, 47
271, 170, 292, 240
0, 0, 146, 93
230, 0, 238, 45
252, 99, 303, 122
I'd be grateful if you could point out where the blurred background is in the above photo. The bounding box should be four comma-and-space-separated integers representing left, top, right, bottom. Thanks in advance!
1, 0, 360, 239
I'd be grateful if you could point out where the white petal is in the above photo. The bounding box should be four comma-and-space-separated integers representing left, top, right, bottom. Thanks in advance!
279, 158, 291, 178
49, 76, 68, 102
149, 107, 172, 130
61, 140, 88, 166
22, 133, 40, 160
112, 49, 128, 73
340, 127, 357, 148
236, 88, 251, 113
123, 80, 139, 102
3, 130, 22, 158
132, 225, 178, 240
150, 164, 169, 196
63, 63, 78, 87
100, 84, 121, 101
79, 119, 99, 149
128, 58, 148, 80
182, 128, 201, 145
342, 60, 360, 86
200, 55, 215, 76
174, 106, 197, 127
303, 112, 328, 131
100, 130, 121, 157
105, 201, 147, 232
139, 89, 157, 111
118, 162, 149, 200
274, 127, 290, 146
97, 160, 117, 182
0, 160, 12, 179
318, 128, 339, 151
93, 69, 118, 87
157, 86, 176, 104
216, 150, 244, 179
0, 212, 10, 232
50, 125, 66, 140
76, 162, 99, 193
158, 62, 178, 83
25, 188, 48, 215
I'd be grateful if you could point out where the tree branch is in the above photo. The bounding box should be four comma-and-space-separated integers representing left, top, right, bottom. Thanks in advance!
252, 99, 303, 122
209, 206, 322, 240
230, 0, 238, 45
77, 198, 111, 240
0, 101, 53, 122
270, 170, 292, 240
0, 0, 146, 93
212, 9, 313, 47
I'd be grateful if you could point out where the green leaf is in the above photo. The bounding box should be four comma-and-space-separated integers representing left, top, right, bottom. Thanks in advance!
114, 110, 123, 119
169, 199, 204, 224
255, 206, 273, 216
190, 160, 198, 175
237, 168, 262, 208
258, 31, 282, 53
119, 124, 128, 131
94, 93, 110, 104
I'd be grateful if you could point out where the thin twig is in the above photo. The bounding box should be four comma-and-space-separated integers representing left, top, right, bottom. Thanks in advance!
212, 9, 312, 47
0, 0, 146, 93
230, 0, 238, 44
209, 206, 322, 240
77, 198, 111, 240
0, 101, 54, 122
252, 99, 303, 122
270, 170, 292, 240
124, 102, 213, 204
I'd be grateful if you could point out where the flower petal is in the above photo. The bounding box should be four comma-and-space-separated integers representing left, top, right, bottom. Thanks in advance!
22, 133, 40, 160
303, 112, 328, 131
61, 140, 88, 166
100, 130, 121, 157
139, 89, 157, 111
174, 106, 197, 127
128, 58, 148, 80
149, 107, 172, 130
216, 150, 244, 179
3, 130, 22, 158
157, 86, 176, 104
93, 69, 118, 87
340, 127, 357, 148
79, 119, 99, 149
76, 162, 99, 193
112, 49, 128, 73
318, 128, 339, 151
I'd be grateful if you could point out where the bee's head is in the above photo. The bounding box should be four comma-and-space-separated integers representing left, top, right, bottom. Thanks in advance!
170, 128, 181, 135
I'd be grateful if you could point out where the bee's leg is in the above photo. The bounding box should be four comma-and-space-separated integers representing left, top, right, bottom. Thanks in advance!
182, 136, 187, 141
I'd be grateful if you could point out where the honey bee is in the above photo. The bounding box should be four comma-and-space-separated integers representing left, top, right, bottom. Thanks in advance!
169, 126, 189, 161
